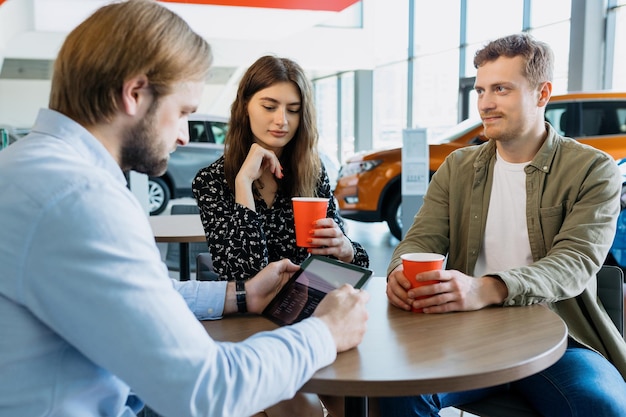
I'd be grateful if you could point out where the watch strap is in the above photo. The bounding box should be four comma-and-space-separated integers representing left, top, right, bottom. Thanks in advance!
236, 280, 247, 313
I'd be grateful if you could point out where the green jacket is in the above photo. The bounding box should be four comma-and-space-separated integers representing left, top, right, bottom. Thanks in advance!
389, 123, 626, 379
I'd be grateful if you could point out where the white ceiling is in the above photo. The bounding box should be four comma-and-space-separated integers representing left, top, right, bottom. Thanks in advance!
34, 0, 341, 41
0, 0, 376, 82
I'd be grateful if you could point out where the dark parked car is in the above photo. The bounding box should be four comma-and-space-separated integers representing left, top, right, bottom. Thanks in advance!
149, 114, 228, 215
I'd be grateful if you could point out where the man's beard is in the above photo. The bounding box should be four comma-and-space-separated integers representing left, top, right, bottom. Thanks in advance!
481, 114, 513, 143
119, 100, 169, 177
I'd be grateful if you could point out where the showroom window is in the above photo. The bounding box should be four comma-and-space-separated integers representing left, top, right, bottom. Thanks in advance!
313, 0, 624, 159
370, 0, 409, 150
314, 76, 338, 164
411, 0, 461, 136
313, 72, 356, 166
529, 0, 571, 93
372, 61, 407, 150
412, 50, 461, 138
463, 0, 525, 77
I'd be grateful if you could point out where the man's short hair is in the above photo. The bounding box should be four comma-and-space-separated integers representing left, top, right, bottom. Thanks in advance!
474, 33, 554, 88
49, 0, 212, 126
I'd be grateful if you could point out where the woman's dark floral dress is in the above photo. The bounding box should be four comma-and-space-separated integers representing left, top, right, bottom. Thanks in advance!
192, 156, 369, 282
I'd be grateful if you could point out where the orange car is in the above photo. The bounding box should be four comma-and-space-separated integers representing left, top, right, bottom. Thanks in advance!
334, 91, 626, 240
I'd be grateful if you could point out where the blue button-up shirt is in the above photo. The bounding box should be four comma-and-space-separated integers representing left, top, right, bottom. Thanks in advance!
0, 109, 335, 417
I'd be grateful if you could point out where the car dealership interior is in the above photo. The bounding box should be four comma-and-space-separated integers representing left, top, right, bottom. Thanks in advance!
2, 0, 626, 294
2, 2, 626, 416
2, 0, 625, 161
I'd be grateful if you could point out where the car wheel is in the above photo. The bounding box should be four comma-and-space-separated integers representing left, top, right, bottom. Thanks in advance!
148, 177, 170, 215
386, 192, 403, 240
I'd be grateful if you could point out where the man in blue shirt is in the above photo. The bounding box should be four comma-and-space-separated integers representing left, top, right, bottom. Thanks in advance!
0, 1, 369, 416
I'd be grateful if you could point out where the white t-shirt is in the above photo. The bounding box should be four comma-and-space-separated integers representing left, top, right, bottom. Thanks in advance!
474, 151, 533, 277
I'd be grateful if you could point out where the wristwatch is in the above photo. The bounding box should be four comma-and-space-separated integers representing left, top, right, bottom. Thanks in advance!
236, 280, 247, 313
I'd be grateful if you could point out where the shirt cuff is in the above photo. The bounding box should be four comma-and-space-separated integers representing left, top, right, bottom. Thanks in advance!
297, 317, 338, 366
171, 279, 228, 320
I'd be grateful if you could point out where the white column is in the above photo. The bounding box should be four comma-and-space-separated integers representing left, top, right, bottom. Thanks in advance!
568, 0, 605, 91
401, 128, 428, 238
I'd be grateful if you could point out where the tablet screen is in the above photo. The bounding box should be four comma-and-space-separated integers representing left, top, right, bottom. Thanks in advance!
262, 255, 372, 326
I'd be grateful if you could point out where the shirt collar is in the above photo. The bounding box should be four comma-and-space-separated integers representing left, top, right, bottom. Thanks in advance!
474, 122, 559, 175
30, 108, 127, 186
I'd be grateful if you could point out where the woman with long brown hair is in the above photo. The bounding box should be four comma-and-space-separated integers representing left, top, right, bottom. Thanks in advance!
193, 55, 369, 417
193, 55, 368, 282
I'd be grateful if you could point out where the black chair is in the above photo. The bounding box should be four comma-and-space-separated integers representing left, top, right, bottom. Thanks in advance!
597, 265, 625, 335
558, 110, 569, 135
457, 265, 625, 417
164, 204, 208, 274
196, 252, 220, 281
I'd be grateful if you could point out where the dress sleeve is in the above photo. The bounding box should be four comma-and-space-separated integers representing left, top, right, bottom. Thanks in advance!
192, 158, 269, 281
318, 164, 370, 268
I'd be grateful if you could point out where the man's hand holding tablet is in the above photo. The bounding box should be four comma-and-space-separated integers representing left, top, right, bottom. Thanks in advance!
262, 255, 373, 326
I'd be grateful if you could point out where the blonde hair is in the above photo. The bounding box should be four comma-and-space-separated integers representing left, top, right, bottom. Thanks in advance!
49, 0, 212, 126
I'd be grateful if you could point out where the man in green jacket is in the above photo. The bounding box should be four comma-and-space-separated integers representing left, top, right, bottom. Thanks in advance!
382, 33, 626, 416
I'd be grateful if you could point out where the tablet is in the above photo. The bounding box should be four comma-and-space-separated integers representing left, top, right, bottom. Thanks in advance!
262, 255, 373, 326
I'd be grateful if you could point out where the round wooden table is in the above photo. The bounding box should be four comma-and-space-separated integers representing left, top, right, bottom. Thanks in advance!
202, 276, 568, 416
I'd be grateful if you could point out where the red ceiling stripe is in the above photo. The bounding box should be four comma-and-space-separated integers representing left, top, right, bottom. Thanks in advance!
0, 1, 359, 12
160, 0, 359, 12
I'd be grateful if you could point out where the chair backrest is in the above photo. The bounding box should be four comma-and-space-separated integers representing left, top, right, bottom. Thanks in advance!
559, 110, 568, 134
170, 204, 200, 216
597, 265, 624, 336
164, 204, 207, 272
196, 252, 219, 281
456, 265, 625, 417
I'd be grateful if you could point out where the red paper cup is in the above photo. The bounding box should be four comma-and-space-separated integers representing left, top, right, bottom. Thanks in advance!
292, 197, 328, 247
401, 253, 445, 313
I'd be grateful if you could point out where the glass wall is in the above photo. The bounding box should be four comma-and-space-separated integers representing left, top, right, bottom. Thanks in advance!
411, 0, 461, 137
529, 0, 571, 93
313, 73, 356, 165
463, 0, 524, 77
412, 50, 460, 137
372, 62, 407, 150
313, 0, 620, 159
314, 77, 338, 163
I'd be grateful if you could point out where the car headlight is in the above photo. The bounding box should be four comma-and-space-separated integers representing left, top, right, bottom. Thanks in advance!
338, 160, 382, 178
